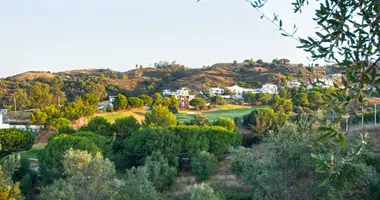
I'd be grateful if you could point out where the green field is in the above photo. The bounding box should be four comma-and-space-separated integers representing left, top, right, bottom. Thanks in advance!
175, 105, 268, 122
95, 111, 146, 123
21, 145, 46, 159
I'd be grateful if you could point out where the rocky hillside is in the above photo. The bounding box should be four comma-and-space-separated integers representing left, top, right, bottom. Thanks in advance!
0, 61, 338, 106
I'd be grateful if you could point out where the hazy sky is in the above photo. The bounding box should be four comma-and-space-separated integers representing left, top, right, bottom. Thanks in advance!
0, 0, 319, 77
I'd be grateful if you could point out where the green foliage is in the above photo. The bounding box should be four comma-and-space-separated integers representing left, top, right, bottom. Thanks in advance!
28, 81, 53, 108
90, 83, 107, 100
40, 153, 120, 200
38, 135, 101, 183
0, 166, 23, 200
169, 95, 179, 109
308, 91, 326, 110
139, 94, 153, 106
83, 116, 112, 136
19, 173, 33, 195
190, 98, 206, 110
179, 183, 225, 200
122, 166, 158, 200
12, 88, 30, 111
144, 151, 177, 190
30, 109, 48, 124
293, 93, 310, 107
212, 117, 235, 131
113, 94, 128, 111
58, 125, 76, 134
161, 97, 171, 107
128, 97, 144, 108
210, 95, 226, 105
191, 151, 218, 181
62, 148, 92, 176
120, 127, 182, 168
279, 87, 291, 99
112, 116, 140, 137
0, 129, 35, 156
185, 114, 209, 126
144, 105, 177, 127
255, 92, 270, 104
46, 117, 71, 130
243, 108, 279, 138
230, 147, 256, 175
152, 93, 162, 106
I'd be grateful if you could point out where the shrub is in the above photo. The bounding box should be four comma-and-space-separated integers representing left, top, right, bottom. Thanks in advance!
122, 166, 158, 200
112, 116, 140, 138
20, 173, 33, 195
144, 105, 177, 127
113, 94, 128, 110
128, 97, 144, 108
106, 105, 114, 112
0, 129, 35, 156
190, 98, 206, 110
179, 183, 225, 200
191, 151, 218, 181
144, 151, 177, 190
210, 95, 226, 105
83, 117, 112, 136
139, 95, 153, 106
212, 117, 235, 131
38, 135, 101, 183
58, 125, 76, 134
186, 114, 209, 126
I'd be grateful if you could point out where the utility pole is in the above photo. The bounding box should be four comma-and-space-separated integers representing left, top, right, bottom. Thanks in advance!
375, 104, 377, 125
13, 95, 16, 112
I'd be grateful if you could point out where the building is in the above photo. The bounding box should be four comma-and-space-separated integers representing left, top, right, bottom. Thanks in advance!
226, 85, 256, 100
313, 78, 334, 88
0, 109, 10, 129
261, 83, 278, 94
287, 80, 302, 88
209, 87, 225, 97
162, 88, 194, 108
162, 87, 190, 96
109, 96, 116, 103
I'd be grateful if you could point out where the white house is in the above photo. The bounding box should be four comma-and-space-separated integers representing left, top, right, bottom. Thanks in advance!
313, 78, 334, 88
287, 80, 302, 88
109, 96, 116, 103
0, 110, 10, 129
226, 85, 256, 100
162, 87, 190, 96
261, 83, 278, 94
209, 87, 225, 97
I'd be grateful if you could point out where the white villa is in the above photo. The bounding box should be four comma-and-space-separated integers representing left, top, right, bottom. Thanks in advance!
209, 87, 225, 96
260, 83, 278, 94
163, 87, 190, 96
287, 80, 302, 88
313, 78, 334, 88
226, 85, 256, 100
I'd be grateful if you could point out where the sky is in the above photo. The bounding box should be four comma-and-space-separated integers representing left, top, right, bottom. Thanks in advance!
0, 0, 319, 78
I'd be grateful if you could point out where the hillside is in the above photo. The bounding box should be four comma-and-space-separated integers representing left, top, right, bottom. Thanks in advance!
0, 61, 336, 107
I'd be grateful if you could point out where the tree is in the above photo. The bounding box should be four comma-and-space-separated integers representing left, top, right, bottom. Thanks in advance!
113, 94, 128, 111
128, 97, 144, 108
212, 117, 235, 131
186, 114, 209, 126
62, 148, 93, 176
293, 93, 310, 107
189, 98, 206, 110
243, 108, 278, 139
152, 93, 162, 106
161, 97, 171, 107
46, 118, 71, 130
0, 129, 35, 157
210, 95, 226, 105
179, 183, 224, 200
255, 93, 270, 104
191, 151, 218, 181
144, 151, 177, 190
144, 105, 177, 127
51, 76, 66, 107
90, 83, 107, 100
243, 92, 256, 104
11, 88, 29, 111
139, 95, 153, 106
84, 116, 112, 136
0, 164, 23, 200
112, 116, 140, 138
28, 82, 53, 108
279, 87, 291, 99
308, 91, 326, 110
40, 151, 121, 200
223, 88, 232, 96
122, 166, 158, 200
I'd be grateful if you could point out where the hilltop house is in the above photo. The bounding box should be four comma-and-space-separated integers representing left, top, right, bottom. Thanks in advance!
287, 80, 302, 88
260, 83, 278, 94
226, 85, 256, 100
209, 87, 225, 97
162, 87, 195, 108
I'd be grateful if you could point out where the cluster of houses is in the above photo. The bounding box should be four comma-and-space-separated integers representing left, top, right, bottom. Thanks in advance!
208, 83, 278, 100
162, 88, 195, 108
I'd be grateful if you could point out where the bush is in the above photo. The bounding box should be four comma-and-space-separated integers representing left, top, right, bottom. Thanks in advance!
191, 151, 218, 181
179, 183, 225, 200
0, 128, 35, 156
144, 105, 177, 127
144, 151, 177, 190
122, 167, 158, 200
112, 116, 140, 138
128, 97, 144, 108
38, 135, 101, 183
185, 114, 209, 126
20, 173, 33, 195
106, 105, 114, 112
210, 95, 226, 105
83, 117, 112, 136
58, 125, 76, 134
212, 117, 235, 131
190, 98, 206, 110
230, 147, 255, 175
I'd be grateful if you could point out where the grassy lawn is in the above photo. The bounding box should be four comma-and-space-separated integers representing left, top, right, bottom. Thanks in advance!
95, 110, 146, 123
176, 105, 269, 122
21, 145, 46, 159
